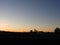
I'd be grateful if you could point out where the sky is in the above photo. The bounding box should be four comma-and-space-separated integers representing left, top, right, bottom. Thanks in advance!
0, 0, 60, 32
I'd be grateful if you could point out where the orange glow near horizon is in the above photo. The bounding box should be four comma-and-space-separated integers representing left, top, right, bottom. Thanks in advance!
0, 24, 54, 32
0, 19, 55, 32
0, 0, 60, 32
0, 27, 54, 32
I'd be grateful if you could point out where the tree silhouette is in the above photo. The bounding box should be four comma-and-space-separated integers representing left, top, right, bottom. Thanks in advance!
55, 27, 60, 33
30, 30, 33, 32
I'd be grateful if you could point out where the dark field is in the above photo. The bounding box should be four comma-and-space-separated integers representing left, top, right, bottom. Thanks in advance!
0, 28, 60, 44
0, 31, 59, 39
0, 31, 60, 44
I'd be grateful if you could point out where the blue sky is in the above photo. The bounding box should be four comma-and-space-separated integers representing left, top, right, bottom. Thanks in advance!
0, 0, 60, 32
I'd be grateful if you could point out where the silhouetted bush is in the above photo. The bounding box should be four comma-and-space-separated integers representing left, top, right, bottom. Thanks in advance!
30, 30, 33, 33
55, 27, 60, 33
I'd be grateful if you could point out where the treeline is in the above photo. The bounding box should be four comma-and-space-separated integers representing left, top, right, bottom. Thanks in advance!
0, 27, 60, 39
30, 27, 60, 33
0, 27, 60, 33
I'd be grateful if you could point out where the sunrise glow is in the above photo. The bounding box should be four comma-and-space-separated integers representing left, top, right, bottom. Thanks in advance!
0, 0, 60, 32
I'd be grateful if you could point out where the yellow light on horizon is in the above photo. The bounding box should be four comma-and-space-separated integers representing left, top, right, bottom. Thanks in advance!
0, 19, 54, 32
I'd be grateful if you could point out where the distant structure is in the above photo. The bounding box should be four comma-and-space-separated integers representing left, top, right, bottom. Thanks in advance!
30, 28, 38, 33
34, 28, 38, 32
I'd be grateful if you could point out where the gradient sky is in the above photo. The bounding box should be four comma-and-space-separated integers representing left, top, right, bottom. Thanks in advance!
0, 0, 60, 32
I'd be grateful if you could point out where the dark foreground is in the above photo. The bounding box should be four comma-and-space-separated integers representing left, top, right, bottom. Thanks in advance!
0, 31, 60, 39
0, 31, 60, 44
